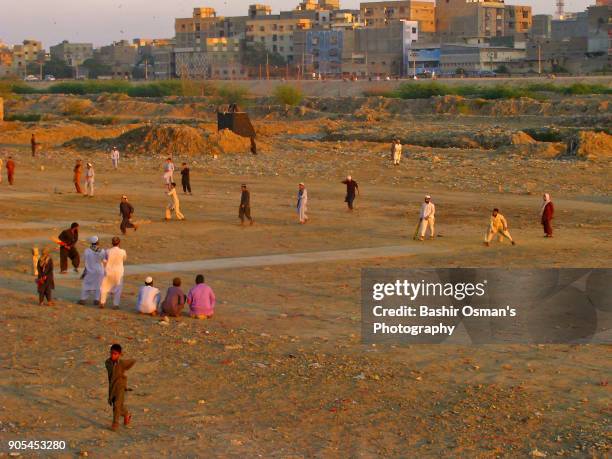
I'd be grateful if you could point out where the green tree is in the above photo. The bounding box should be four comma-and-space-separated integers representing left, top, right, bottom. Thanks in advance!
241, 42, 286, 67
273, 84, 303, 106
81, 58, 113, 79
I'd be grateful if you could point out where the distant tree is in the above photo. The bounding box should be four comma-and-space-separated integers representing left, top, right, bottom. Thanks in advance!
241, 42, 286, 68
455, 67, 466, 76
26, 58, 73, 79
81, 58, 113, 79
495, 64, 510, 75
273, 84, 303, 106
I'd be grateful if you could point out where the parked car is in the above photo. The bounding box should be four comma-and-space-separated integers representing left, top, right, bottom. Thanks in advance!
44, 74, 56, 81
24, 75, 39, 81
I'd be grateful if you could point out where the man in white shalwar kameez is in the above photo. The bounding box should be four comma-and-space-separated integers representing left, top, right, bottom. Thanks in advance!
84, 162, 95, 197
165, 182, 185, 220
297, 183, 308, 224
163, 158, 175, 189
418, 195, 436, 241
78, 236, 106, 305
99, 237, 127, 309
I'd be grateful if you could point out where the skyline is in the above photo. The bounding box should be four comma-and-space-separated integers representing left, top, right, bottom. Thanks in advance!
1, 0, 596, 47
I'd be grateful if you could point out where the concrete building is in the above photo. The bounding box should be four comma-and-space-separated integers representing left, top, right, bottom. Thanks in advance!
294, 29, 344, 75
246, 15, 313, 64
437, 0, 531, 41
0, 43, 12, 77
360, 1, 436, 34
531, 14, 552, 40
206, 37, 247, 78
151, 43, 176, 79
95, 40, 138, 78
297, 0, 341, 10
439, 43, 525, 73
11, 40, 43, 75
50, 41, 93, 66
408, 44, 441, 75
342, 20, 419, 76
525, 4, 611, 73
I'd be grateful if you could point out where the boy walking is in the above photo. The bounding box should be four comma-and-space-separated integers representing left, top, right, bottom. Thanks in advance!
105, 344, 135, 431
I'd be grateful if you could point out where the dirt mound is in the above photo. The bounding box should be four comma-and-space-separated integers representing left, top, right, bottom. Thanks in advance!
511, 131, 537, 145
207, 128, 252, 155
567, 131, 612, 160
64, 124, 253, 156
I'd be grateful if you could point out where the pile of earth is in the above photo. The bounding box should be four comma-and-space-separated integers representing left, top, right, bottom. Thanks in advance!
566, 130, 612, 161
63, 124, 252, 156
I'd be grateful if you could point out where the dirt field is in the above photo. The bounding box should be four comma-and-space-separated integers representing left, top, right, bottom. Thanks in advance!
0, 89, 610, 457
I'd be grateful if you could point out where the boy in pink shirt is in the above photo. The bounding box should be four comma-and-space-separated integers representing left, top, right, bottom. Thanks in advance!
187, 274, 216, 319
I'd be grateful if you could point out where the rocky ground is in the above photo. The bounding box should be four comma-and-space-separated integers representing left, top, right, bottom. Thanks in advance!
0, 89, 610, 457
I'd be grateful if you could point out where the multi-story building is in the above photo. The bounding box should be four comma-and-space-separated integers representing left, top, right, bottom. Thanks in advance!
11, 39, 43, 75
531, 14, 552, 40
437, 0, 531, 41
342, 20, 419, 76
360, 1, 436, 34
294, 29, 344, 75
297, 0, 340, 10
0, 43, 13, 77
246, 15, 313, 64
206, 37, 246, 78
526, 4, 611, 73
152, 42, 176, 80
95, 40, 138, 78
50, 40, 93, 66
439, 43, 525, 73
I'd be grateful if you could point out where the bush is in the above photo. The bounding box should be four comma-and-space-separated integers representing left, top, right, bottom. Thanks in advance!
393, 82, 451, 99
5, 113, 42, 122
213, 83, 251, 107
127, 80, 184, 97
273, 84, 304, 106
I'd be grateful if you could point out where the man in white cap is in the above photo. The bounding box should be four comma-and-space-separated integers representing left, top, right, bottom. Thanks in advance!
297, 182, 308, 224
163, 158, 175, 189
136, 276, 161, 315
99, 236, 127, 309
111, 147, 120, 170
84, 162, 95, 197
78, 236, 106, 306
341, 175, 359, 211
418, 195, 436, 241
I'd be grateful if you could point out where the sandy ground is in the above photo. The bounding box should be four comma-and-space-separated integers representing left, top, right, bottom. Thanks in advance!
0, 90, 611, 457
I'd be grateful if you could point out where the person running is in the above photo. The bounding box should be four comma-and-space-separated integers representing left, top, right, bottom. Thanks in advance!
79, 236, 106, 306
73, 160, 83, 194
239, 184, 253, 226
484, 208, 516, 247
111, 147, 120, 170
297, 182, 308, 224
84, 162, 95, 197
418, 195, 436, 241
57, 222, 80, 274
180, 163, 192, 194
99, 237, 127, 309
341, 175, 359, 211
36, 248, 54, 306
119, 195, 137, 235
165, 183, 185, 221
541, 193, 554, 238
6, 156, 15, 185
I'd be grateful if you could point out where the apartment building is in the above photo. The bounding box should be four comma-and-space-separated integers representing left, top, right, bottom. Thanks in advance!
342, 20, 419, 76
11, 39, 43, 75
0, 44, 13, 77
50, 40, 94, 66
293, 29, 344, 75
437, 0, 531, 41
95, 40, 138, 78
360, 1, 435, 34
246, 16, 313, 64
206, 37, 246, 78
439, 43, 525, 72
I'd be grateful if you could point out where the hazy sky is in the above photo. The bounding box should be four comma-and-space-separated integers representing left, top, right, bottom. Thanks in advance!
1, 0, 595, 47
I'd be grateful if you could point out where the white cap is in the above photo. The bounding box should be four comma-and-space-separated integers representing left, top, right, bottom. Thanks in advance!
145, 276, 153, 284
89, 236, 99, 244
425, 195, 431, 199
87, 162, 92, 167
